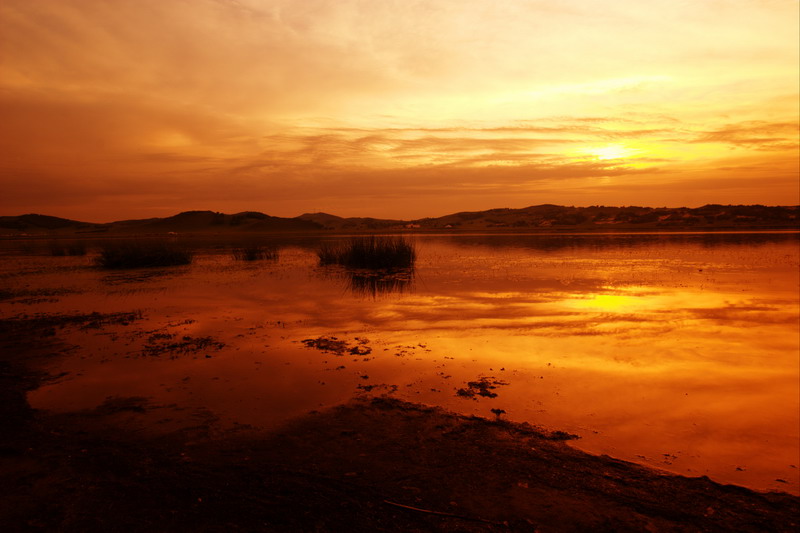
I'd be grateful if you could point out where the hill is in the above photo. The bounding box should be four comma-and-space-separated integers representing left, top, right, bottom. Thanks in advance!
414, 204, 800, 231
0, 205, 797, 235
135, 211, 321, 232
0, 210, 321, 235
0, 214, 105, 234
307, 204, 799, 231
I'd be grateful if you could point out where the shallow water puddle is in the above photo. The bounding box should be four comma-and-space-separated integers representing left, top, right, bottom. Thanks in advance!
2, 233, 798, 494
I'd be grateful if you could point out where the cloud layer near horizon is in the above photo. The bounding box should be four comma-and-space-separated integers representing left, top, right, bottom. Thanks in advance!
1, 0, 798, 221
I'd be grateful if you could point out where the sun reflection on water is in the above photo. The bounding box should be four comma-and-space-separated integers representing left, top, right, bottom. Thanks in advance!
569, 292, 642, 311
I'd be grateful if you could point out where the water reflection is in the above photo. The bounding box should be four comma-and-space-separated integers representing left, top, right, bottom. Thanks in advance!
346, 269, 415, 298
6, 232, 798, 495
440, 231, 799, 252
100, 268, 185, 285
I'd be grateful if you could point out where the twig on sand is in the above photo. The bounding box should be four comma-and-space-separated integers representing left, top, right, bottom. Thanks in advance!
382, 500, 508, 527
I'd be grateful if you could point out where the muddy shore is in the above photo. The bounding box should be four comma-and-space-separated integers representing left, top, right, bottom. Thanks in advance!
1, 316, 798, 532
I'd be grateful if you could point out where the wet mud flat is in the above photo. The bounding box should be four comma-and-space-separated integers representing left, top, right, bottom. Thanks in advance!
1, 314, 798, 532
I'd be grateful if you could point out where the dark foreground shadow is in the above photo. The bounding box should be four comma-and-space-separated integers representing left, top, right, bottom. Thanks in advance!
1, 316, 797, 532
2, 394, 798, 531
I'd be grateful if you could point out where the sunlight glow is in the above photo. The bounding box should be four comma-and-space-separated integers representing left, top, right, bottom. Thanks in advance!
1, 0, 798, 218
583, 144, 640, 161
572, 293, 641, 311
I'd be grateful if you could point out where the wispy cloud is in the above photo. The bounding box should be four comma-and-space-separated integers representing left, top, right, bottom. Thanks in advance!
689, 121, 799, 151
1, 0, 797, 220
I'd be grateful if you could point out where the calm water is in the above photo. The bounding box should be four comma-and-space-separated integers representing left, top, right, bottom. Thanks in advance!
2, 233, 798, 494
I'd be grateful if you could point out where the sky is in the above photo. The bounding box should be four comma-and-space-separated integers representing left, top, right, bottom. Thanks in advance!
1, 0, 798, 222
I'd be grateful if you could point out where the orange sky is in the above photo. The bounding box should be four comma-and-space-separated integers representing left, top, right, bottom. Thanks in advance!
1, 0, 798, 222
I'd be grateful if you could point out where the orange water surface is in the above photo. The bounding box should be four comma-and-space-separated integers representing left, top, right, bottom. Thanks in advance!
2, 232, 798, 494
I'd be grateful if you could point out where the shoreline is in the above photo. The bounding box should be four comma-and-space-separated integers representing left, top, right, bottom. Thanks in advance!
2, 227, 800, 240
1, 321, 797, 531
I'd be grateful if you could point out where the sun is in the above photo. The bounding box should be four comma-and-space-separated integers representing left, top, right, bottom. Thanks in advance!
566, 143, 644, 164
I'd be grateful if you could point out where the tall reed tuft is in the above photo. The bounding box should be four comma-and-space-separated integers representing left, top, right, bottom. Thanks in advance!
48, 240, 87, 256
231, 244, 279, 261
96, 239, 192, 269
317, 236, 416, 270
317, 242, 342, 266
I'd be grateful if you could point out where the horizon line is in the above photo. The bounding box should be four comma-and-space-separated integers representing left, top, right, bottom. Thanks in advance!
4, 202, 799, 226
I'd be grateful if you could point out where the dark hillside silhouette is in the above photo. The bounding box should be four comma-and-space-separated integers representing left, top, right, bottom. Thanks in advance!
1, 205, 797, 235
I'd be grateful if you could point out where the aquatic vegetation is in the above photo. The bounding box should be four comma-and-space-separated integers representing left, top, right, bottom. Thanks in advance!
0, 311, 143, 339
317, 236, 416, 269
48, 240, 87, 256
231, 244, 279, 261
301, 336, 372, 356
95, 239, 192, 269
141, 332, 225, 357
456, 377, 508, 399
301, 336, 349, 354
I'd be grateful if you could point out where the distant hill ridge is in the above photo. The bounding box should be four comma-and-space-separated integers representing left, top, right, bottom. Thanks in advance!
1, 205, 797, 235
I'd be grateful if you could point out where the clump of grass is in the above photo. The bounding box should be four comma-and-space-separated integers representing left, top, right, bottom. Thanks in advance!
48, 240, 87, 256
231, 244, 279, 261
317, 236, 416, 270
317, 242, 343, 265
96, 239, 192, 269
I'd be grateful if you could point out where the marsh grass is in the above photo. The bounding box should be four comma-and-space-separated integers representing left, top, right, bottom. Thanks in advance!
48, 240, 87, 256
318, 236, 416, 269
231, 244, 279, 261
96, 239, 192, 269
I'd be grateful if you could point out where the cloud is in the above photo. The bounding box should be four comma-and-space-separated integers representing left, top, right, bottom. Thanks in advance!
1, 0, 798, 220
0, 89, 251, 175
690, 120, 800, 151
0, 0, 416, 116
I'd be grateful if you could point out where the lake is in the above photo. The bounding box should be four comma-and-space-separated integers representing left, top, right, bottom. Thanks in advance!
2, 232, 798, 494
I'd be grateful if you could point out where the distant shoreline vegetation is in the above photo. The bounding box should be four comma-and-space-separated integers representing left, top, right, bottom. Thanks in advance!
48, 240, 87, 256
95, 239, 193, 269
318, 236, 417, 270
231, 243, 279, 261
